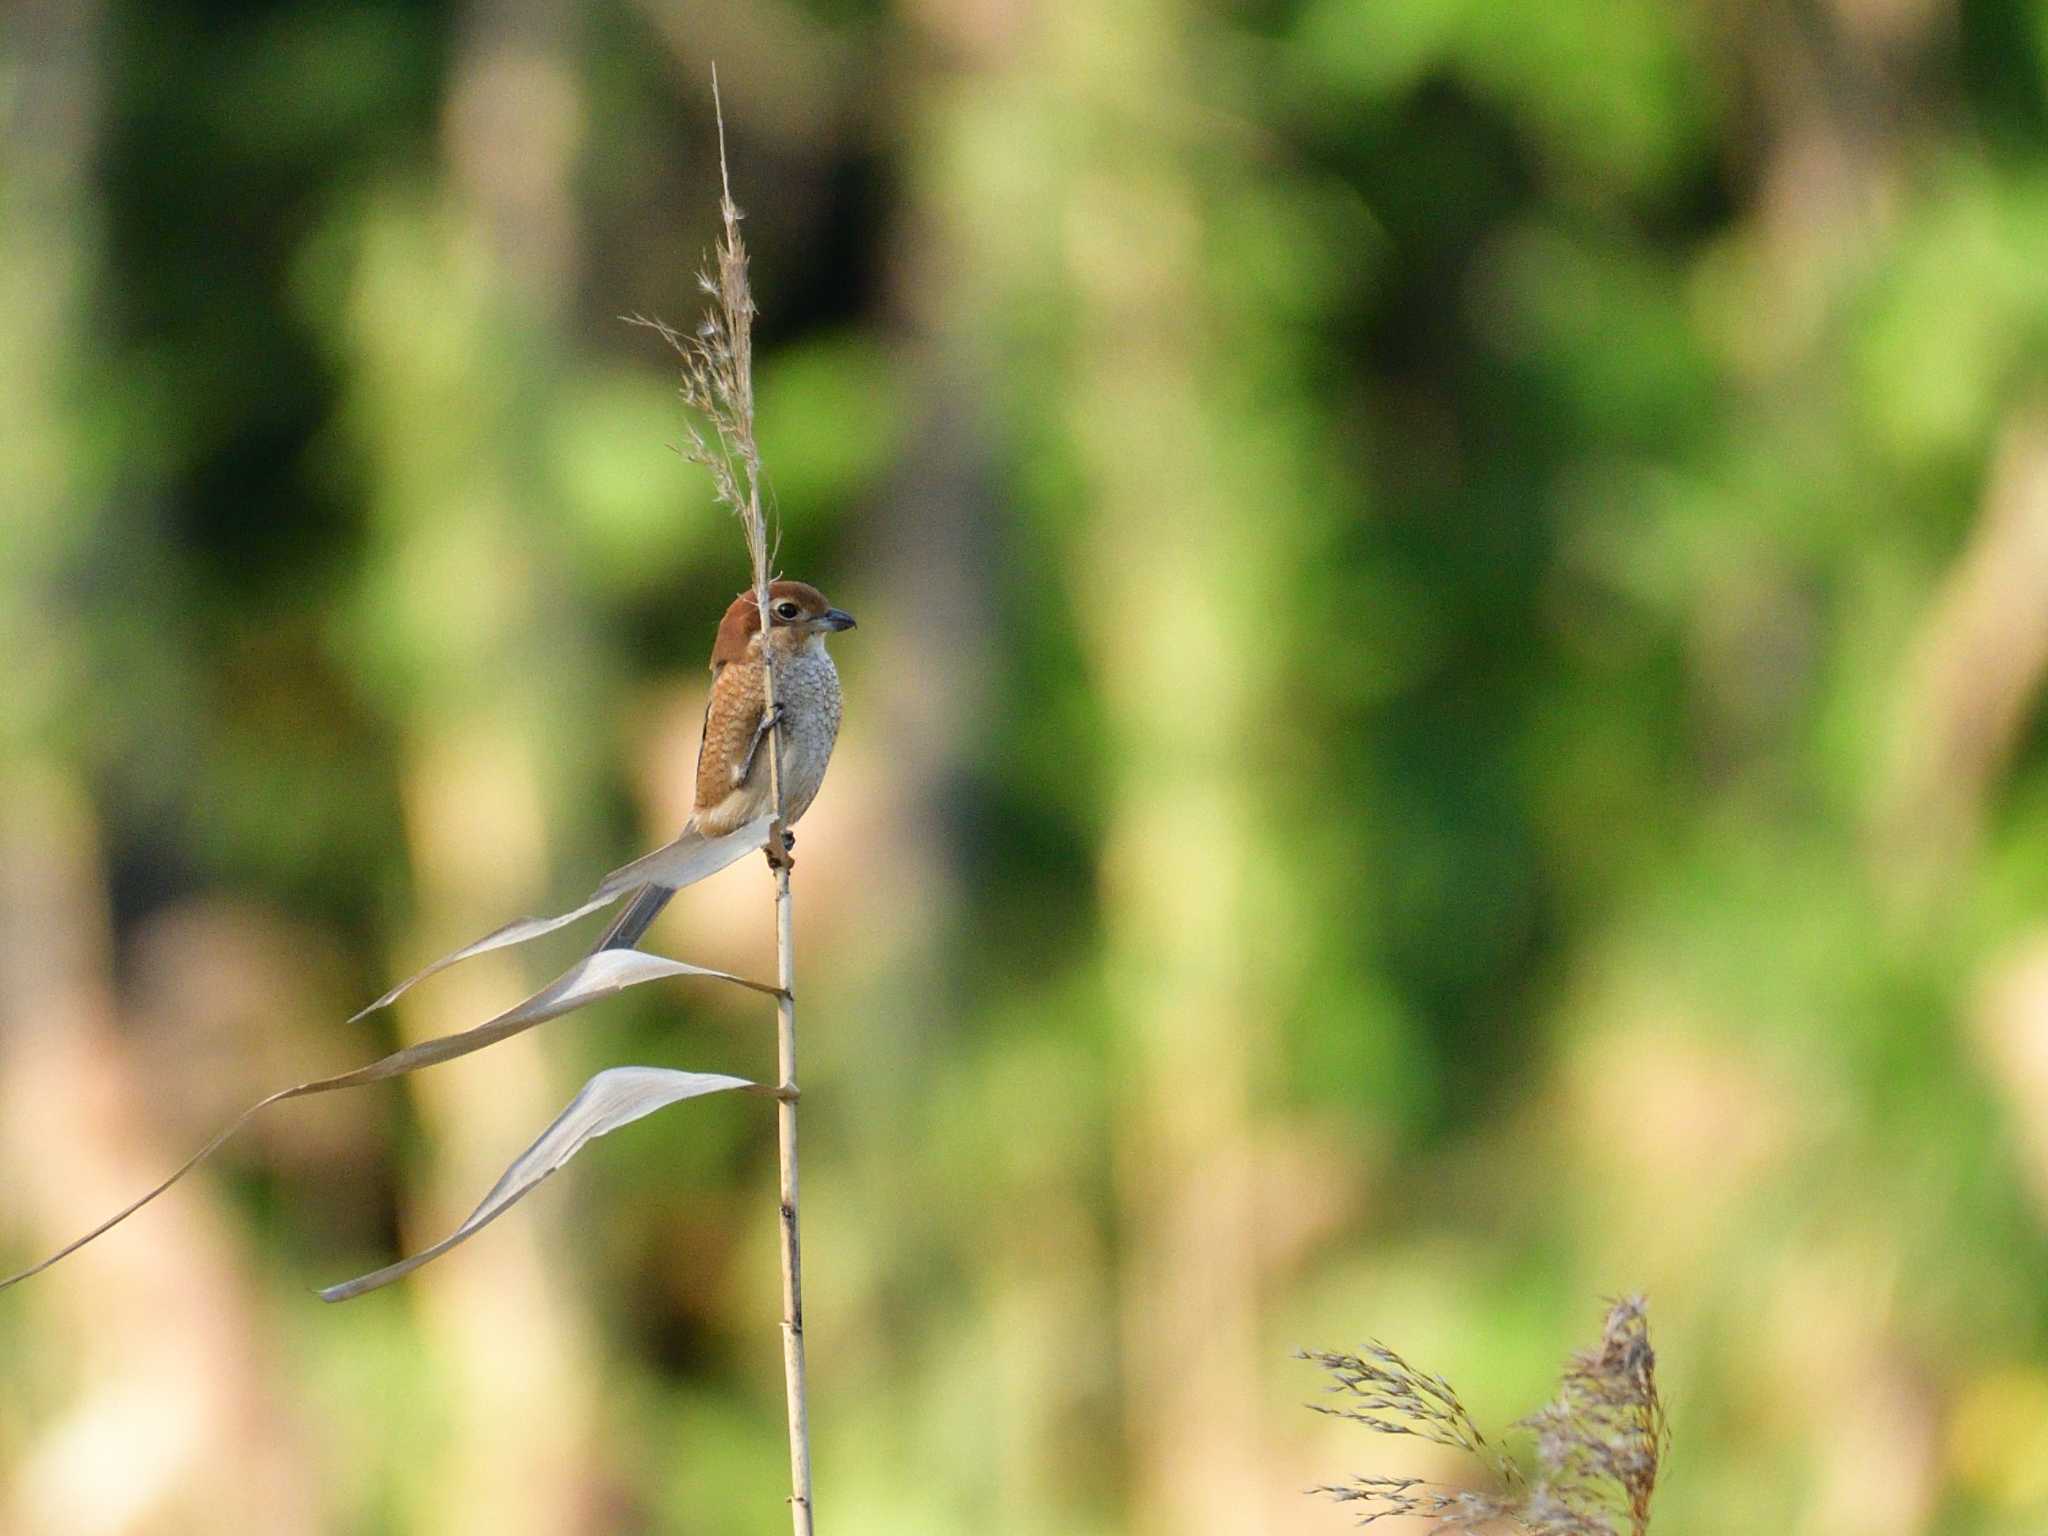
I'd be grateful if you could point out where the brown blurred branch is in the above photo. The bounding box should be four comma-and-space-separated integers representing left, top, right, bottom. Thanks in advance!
628, 0, 858, 151
1876, 403, 2048, 910
0, 773, 318, 1532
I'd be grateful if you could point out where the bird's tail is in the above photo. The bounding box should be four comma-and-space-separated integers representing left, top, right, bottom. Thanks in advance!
592, 881, 676, 953
589, 816, 700, 953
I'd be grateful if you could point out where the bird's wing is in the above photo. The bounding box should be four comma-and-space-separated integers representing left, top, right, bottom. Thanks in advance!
694, 659, 767, 815
690, 658, 725, 795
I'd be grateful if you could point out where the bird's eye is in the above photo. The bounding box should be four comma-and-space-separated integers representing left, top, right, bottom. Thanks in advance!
774, 601, 801, 621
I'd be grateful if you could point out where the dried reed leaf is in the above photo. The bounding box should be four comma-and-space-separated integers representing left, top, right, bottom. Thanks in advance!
351, 814, 775, 1020
0, 950, 774, 1292
318, 1065, 757, 1301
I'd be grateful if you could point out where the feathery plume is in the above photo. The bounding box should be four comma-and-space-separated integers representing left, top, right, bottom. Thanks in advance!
1302, 1296, 1669, 1536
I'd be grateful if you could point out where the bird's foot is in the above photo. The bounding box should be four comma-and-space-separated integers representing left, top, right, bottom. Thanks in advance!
764, 829, 795, 872
734, 703, 786, 787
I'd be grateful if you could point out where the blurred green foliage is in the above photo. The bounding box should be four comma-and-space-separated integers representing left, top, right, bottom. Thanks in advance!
6, 0, 2048, 1533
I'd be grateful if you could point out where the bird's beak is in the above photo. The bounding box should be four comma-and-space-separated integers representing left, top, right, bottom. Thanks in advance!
820, 608, 857, 632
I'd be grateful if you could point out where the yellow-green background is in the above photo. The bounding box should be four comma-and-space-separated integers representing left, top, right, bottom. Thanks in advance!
6, 1, 2048, 1532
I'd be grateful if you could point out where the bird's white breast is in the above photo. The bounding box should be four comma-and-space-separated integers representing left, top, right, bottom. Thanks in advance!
770, 643, 842, 826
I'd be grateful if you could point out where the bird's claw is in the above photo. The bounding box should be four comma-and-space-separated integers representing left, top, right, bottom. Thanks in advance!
735, 703, 787, 787
765, 828, 795, 872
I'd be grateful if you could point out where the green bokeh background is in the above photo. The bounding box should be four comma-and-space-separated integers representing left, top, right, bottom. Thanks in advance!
6, 1, 2048, 1533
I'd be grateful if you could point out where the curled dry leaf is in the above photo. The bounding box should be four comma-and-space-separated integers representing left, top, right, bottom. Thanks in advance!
352, 815, 775, 1020
319, 1066, 758, 1301
0, 950, 776, 1292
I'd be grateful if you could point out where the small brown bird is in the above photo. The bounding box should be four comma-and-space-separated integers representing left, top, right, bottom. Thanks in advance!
596, 579, 855, 951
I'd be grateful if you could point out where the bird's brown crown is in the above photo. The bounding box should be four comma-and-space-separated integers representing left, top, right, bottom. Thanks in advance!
711, 580, 847, 666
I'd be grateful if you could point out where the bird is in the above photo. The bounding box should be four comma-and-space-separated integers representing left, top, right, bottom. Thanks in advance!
595, 579, 855, 953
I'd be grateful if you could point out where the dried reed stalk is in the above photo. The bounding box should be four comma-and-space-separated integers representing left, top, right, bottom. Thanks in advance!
639, 75, 814, 1535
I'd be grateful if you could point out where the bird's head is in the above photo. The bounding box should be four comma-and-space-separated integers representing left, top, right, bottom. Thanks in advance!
713, 580, 857, 665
